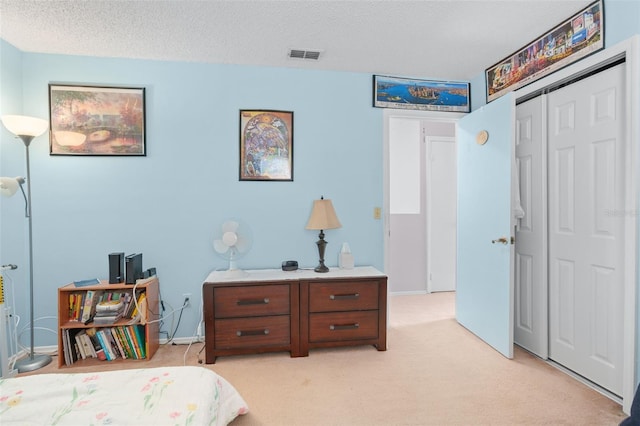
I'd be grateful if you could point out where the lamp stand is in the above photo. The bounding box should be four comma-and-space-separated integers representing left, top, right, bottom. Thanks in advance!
314, 230, 329, 273
14, 136, 51, 373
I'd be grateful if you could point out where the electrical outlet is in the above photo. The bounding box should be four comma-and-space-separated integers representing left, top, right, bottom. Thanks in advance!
182, 293, 191, 307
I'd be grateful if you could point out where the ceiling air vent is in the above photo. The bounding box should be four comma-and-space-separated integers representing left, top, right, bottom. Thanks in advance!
288, 49, 323, 61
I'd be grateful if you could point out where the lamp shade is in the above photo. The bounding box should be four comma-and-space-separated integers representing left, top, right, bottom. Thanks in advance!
0, 177, 23, 197
306, 198, 342, 230
1, 115, 48, 137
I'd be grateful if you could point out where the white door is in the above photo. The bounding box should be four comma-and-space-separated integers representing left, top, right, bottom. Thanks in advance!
456, 93, 515, 358
426, 136, 456, 292
388, 117, 426, 294
548, 64, 625, 396
514, 96, 548, 358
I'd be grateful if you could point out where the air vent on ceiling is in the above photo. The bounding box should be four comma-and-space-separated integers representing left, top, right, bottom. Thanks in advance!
288, 49, 323, 61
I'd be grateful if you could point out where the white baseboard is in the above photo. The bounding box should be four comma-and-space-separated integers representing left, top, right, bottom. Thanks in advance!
390, 290, 428, 296
160, 336, 204, 345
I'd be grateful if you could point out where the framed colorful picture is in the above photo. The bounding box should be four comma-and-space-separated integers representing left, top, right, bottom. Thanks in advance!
239, 110, 293, 181
485, 0, 603, 102
373, 75, 470, 112
49, 84, 146, 156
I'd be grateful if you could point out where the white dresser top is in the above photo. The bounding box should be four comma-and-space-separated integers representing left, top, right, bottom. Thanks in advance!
204, 266, 385, 284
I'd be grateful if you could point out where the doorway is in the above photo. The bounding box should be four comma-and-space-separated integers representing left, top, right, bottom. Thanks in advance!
384, 111, 461, 295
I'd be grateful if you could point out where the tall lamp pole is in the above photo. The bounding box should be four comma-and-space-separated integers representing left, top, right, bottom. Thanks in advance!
1, 115, 51, 372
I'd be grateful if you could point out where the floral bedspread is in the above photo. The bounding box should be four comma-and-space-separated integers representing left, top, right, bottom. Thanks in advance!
0, 366, 248, 425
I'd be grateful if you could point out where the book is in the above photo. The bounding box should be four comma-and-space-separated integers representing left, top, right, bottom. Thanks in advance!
104, 329, 122, 360
62, 329, 71, 366
127, 291, 147, 318
115, 327, 135, 359
110, 327, 127, 359
132, 324, 146, 358
86, 328, 106, 361
73, 278, 100, 287
74, 332, 87, 359
95, 299, 124, 313
96, 329, 116, 361
125, 325, 141, 359
81, 290, 103, 323
79, 331, 97, 358
93, 303, 125, 325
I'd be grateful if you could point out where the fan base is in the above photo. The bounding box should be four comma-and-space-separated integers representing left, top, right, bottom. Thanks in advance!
222, 269, 249, 279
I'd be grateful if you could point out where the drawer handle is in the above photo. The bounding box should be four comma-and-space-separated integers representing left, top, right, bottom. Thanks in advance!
237, 297, 270, 305
236, 329, 270, 337
330, 323, 359, 331
329, 293, 359, 300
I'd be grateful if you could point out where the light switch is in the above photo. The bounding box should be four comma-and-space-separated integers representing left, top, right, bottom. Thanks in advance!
373, 207, 381, 220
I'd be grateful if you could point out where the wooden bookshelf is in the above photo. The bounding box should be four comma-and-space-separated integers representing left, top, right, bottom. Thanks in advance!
57, 276, 159, 368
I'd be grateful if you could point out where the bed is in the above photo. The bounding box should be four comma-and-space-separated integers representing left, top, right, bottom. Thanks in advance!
0, 366, 248, 425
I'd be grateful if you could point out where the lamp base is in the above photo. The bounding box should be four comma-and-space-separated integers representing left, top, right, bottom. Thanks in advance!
314, 263, 329, 273
15, 353, 52, 373
314, 231, 330, 273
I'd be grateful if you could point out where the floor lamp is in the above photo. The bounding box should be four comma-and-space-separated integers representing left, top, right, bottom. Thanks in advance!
1, 115, 51, 372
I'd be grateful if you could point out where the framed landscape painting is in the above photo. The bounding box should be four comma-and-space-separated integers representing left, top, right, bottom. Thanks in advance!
49, 84, 146, 156
373, 75, 470, 112
239, 109, 293, 181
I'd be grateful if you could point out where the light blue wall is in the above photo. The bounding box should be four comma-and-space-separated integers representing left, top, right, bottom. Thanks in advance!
0, 44, 384, 345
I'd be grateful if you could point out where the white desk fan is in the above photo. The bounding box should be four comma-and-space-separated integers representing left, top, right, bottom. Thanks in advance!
212, 219, 253, 278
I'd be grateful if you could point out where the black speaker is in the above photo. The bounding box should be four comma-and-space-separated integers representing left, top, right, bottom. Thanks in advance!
108, 252, 124, 284
125, 253, 143, 284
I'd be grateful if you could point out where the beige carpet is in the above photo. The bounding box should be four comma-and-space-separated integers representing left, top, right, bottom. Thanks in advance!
23, 292, 627, 425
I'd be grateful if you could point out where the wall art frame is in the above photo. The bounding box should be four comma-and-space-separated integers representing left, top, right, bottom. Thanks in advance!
485, 0, 604, 103
49, 84, 146, 156
239, 109, 294, 181
373, 75, 470, 112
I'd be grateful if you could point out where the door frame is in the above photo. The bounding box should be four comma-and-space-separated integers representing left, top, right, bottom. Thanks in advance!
383, 109, 464, 294
514, 35, 639, 413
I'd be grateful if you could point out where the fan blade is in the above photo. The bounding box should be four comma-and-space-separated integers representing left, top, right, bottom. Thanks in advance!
235, 235, 251, 252
213, 239, 229, 254
222, 220, 240, 233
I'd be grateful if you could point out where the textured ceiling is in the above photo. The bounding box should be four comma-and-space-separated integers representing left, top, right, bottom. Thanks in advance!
0, 0, 593, 81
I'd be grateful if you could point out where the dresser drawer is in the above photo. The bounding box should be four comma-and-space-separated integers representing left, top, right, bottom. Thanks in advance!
214, 284, 290, 318
309, 281, 379, 312
309, 311, 379, 343
214, 316, 290, 349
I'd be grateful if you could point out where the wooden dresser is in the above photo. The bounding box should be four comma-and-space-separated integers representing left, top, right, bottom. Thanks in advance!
202, 266, 387, 363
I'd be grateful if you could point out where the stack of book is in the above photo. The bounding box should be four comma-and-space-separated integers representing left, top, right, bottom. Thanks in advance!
93, 299, 125, 325
61, 325, 147, 365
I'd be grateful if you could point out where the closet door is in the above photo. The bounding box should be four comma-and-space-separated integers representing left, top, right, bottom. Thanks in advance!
514, 96, 547, 358
547, 63, 625, 396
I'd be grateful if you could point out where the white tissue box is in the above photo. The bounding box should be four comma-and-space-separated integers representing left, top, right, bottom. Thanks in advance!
339, 252, 354, 269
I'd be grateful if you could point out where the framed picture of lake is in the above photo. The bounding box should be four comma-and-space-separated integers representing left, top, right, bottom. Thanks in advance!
239, 109, 294, 181
373, 75, 470, 112
49, 84, 146, 156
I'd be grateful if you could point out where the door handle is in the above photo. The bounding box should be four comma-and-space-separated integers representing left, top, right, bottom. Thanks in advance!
491, 236, 515, 245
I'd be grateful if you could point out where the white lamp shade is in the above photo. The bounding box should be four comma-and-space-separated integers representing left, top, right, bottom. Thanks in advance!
306, 198, 342, 230
0, 177, 21, 197
1, 115, 49, 137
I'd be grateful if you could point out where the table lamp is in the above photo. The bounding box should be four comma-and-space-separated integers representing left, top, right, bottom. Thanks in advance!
305, 196, 341, 272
